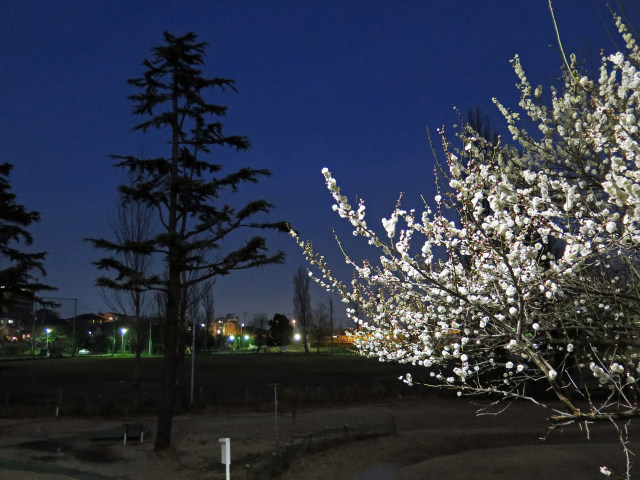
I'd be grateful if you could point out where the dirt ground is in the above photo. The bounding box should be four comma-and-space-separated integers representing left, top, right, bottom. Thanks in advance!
0, 397, 632, 480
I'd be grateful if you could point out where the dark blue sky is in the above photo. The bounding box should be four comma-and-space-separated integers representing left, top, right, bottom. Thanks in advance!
1, 1, 637, 319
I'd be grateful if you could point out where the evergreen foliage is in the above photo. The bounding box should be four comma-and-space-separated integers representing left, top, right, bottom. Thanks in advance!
0, 162, 53, 309
268, 312, 292, 347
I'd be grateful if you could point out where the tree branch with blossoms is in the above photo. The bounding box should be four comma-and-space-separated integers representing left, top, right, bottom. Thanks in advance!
293, 14, 640, 480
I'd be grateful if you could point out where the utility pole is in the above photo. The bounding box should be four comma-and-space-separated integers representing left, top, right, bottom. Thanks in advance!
72, 298, 77, 356
31, 307, 36, 358
190, 313, 196, 404
148, 318, 153, 355
329, 296, 334, 354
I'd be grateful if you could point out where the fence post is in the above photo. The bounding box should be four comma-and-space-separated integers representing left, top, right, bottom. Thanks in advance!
269, 384, 279, 446
55, 388, 62, 417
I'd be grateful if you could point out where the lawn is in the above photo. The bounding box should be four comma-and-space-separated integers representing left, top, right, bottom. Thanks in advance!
0, 352, 430, 417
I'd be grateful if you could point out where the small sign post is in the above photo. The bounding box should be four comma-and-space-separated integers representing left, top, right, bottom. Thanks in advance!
219, 437, 230, 480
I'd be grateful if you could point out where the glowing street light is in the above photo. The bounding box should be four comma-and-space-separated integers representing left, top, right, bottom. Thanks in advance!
45, 328, 51, 348
120, 328, 127, 354
294, 333, 301, 342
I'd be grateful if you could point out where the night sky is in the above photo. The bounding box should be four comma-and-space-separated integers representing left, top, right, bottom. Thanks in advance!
1, 1, 638, 320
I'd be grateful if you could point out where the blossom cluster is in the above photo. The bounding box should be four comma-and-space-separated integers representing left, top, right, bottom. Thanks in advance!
292, 16, 640, 459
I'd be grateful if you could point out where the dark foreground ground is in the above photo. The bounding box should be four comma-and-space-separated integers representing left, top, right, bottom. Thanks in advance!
0, 399, 630, 480
0, 354, 633, 479
0, 353, 431, 417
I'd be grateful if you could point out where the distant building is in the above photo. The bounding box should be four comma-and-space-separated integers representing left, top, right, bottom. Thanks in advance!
333, 329, 355, 346
100, 312, 121, 324
215, 314, 241, 336
0, 317, 21, 342
77, 313, 112, 328
1, 290, 34, 325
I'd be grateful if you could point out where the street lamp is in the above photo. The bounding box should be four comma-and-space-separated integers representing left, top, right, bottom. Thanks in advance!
45, 328, 51, 348
109, 316, 117, 357
120, 328, 127, 354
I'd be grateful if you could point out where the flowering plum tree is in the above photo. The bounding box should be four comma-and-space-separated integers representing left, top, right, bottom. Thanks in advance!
293, 16, 640, 479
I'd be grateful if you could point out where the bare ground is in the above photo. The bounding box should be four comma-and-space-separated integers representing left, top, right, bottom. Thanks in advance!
0, 397, 632, 480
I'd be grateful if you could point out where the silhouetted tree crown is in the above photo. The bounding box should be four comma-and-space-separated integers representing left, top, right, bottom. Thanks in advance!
0, 162, 53, 309
269, 313, 292, 347
88, 31, 286, 450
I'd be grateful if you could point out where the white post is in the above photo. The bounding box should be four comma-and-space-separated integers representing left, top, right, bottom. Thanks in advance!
219, 437, 230, 480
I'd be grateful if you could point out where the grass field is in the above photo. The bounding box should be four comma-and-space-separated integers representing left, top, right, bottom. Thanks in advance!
0, 352, 431, 417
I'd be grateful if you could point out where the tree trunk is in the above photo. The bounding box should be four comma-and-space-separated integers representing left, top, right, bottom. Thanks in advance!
155, 91, 181, 450
154, 290, 179, 450
302, 327, 310, 354
176, 320, 187, 409
133, 305, 142, 412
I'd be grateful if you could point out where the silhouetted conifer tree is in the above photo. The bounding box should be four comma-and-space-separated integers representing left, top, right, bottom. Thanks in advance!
0, 163, 53, 311
89, 32, 286, 450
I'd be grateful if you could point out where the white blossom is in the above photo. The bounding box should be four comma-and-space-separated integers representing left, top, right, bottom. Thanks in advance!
294, 19, 640, 480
